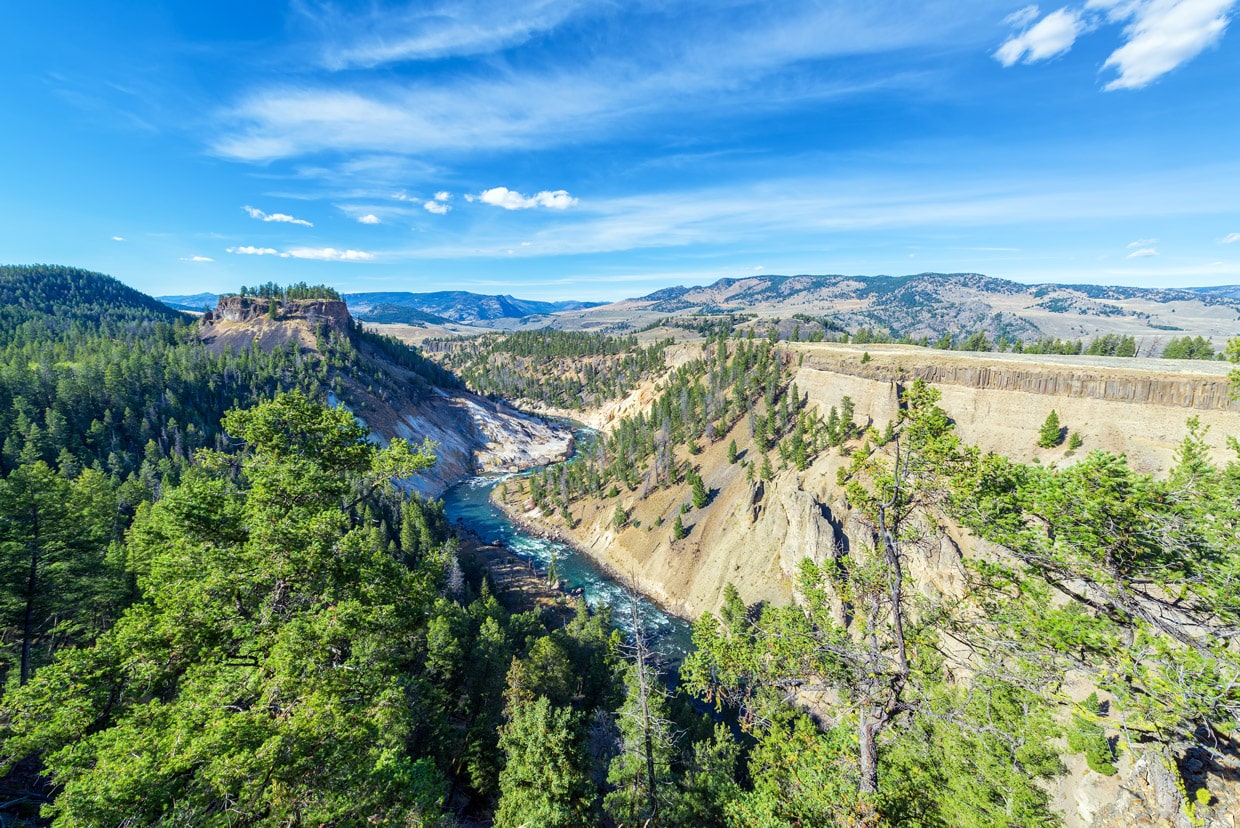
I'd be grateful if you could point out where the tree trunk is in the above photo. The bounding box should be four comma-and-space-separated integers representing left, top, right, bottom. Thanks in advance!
21, 535, 39, 686
858, 710, 880, 794
857, 708, 884, 828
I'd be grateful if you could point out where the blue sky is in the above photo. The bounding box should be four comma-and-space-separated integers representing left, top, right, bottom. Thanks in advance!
1, 1, 1238, 301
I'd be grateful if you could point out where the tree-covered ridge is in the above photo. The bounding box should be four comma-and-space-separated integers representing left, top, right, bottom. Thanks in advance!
0, 268, 456, 485
0, 265, 186, 348
425, 329, 671, 410
232, 281, 341, 301
520, 334, 845, 522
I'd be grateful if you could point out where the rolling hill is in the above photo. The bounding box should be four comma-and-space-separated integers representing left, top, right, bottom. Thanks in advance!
545, 272, 1240, 349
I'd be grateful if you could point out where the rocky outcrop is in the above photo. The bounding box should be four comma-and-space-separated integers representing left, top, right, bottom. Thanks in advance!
196, 296, 572, 495
199, 297, 354, 354
203, 295, 352, 331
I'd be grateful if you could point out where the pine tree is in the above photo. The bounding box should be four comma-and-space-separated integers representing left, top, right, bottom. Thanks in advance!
672, 515, 688, 540
691, 472, 709, 509
1037, 410, 1063, 448
495, 697, 594, 828
605, 600, 677, 826
760, 453, 774, 481
727, 439, 738, 465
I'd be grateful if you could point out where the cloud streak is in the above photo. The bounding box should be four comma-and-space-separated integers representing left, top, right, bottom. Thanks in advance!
1221, 232, 1240, 243
286, 247, 375, 261
996, 0, 1236, 88
227, 244, 374, 261
357, 214, 381, 224
227, 245, 285, 256
212, 4, 997, 163
180, 255, 215, 262
243, 205, 314, 226
474, 187, 578, 210
312, 0, 595, 69
383, 163, 1240, 261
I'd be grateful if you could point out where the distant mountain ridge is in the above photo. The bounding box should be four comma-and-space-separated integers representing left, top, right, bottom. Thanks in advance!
574, 272, 1240, 345
342, 291, 604, 324
157, 274, 1240, 344
157, 290, 604, 325
157, 292, 221, 312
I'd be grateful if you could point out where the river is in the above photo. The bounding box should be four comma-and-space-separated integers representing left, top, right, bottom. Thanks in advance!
441, 473, 695, 664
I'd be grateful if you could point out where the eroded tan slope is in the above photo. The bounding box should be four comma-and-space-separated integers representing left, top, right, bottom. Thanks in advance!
500, 343, 1240, 619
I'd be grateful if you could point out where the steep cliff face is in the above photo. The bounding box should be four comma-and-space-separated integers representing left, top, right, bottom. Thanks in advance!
380, 391, 573, 497
199, 296, 354, 354
791, 343, 1240, 474
197, 297, 572, 495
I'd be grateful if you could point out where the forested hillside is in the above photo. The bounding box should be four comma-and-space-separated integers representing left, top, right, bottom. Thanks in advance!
0, 268, 738, 827
0, 268, 444, 696
425, 330, 672, 410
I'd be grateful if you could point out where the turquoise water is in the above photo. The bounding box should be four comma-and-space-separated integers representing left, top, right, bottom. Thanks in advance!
442, 474, 695, 664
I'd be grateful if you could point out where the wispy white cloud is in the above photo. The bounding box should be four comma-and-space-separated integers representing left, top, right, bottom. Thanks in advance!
358, 214, 381, 224
228, 245, 287, 256
1006, 5, 1044, 28
424, 200, 451, 214
180, 255, 215, 262
309, 0, 595, 69
477, 187, 578, 210
1091, 0, 1236, 90
1221, 232, 1240, 243
226, 244, 375, 261
243, 205, 314, 227
1127, 237, 1159, 246
213, 5, 995, 163
996, 7, 1087, 66
285, 247, 375, 261
1127, 246, 1159, 257
111, 235, 125, 241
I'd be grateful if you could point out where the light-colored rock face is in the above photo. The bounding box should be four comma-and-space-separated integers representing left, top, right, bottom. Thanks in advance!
791, 342, 1240, 474
381, 390, 573, 498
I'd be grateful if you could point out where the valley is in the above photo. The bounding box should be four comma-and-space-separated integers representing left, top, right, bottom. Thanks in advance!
4, 265, 1240, 828
414, 321, 1240, 827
